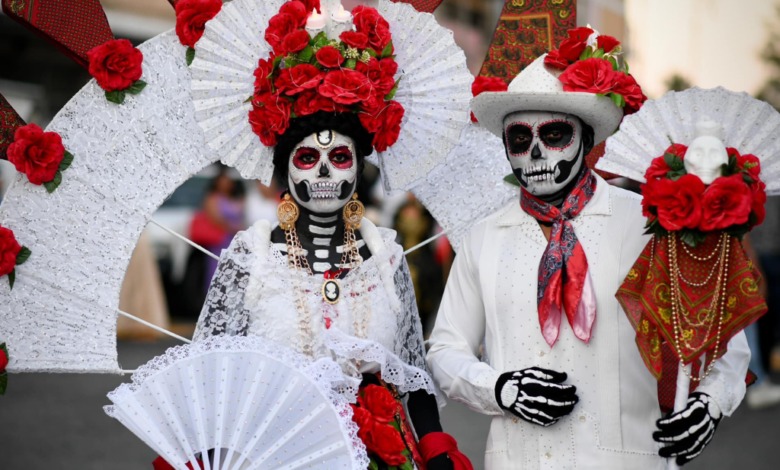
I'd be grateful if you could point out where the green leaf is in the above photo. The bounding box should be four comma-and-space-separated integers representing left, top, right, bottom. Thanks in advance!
667, 169, 686, 181
381, 40, 394, 58
345, 58, 357, 69
680, 230, 706, 248
579, 46, 593, 60
126, 79, 147, 95
609, 92, 625, 108
504, 173, 521, 187
312, 31, 329, 48
105, 90, 126, 105
272, 55, 284, 69
368, 460, 379, 470
592, 48, 605, 58
0, 373, 7, 395
399, 461, 414, 470
43, 171, 62, 193
298, 45, 314, 63
385, 79, 401, 100
59, 151, 74, 172
606, 55, 619, 70
663, 152, 684, 171
16, 246, 31, 266
186, 47, 196, 66
366, 47, 377, 58
743, 172, 755, 185
8, 269, 15, 290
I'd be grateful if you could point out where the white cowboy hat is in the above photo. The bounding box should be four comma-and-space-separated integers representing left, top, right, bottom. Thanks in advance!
472, 54, 623, 146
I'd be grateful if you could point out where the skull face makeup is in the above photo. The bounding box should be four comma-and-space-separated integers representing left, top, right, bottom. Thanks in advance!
288, 130, 359, 214
503, 111, 586, 199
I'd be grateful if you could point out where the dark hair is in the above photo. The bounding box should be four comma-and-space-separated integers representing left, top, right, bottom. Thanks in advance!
272, 112, 374, 188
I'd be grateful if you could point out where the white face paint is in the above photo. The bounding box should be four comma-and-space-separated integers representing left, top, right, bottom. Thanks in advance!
288, 130, 358, 214
503, 111, 584, 197
683, 121, 728, 185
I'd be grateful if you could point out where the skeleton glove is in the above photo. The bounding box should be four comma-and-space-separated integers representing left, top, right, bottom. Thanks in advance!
653, 392, 722, 466
494, 367, 579, 427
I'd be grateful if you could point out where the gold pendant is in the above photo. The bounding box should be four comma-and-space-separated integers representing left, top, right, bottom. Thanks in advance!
322, 278, 341, 304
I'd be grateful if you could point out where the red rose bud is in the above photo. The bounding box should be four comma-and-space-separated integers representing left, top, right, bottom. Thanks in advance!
700, 174, 753, 231
0, 226, 22, 278
544, 50, 570, 70
315, 46, 345, 69
281, 29, 311, 55
279, 0, 309, 28
340, 31, 369, 50
736, 151, 761, 181
644, 155, 672, 182
175, 0, 222, 48
596, 35, 620, 53
559, 58, 621, 96
7, 123, 65, 185
0, 346, 7, 372
87, 39, 144, 92
265, 12, 298, 55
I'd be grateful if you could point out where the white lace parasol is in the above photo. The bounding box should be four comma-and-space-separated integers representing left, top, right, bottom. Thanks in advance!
105, 335, 368, 470
410, 123, 517, 251
190, 0, 473, 191
597, 87, 780, 195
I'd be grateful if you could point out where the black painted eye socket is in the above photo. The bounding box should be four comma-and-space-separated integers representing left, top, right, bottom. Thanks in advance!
539, 122, 574, 148
506, 124, 533, 154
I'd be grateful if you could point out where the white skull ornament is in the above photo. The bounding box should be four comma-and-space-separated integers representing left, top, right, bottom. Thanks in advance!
503, 111, 586, 198
683, 120, 728, 185
288, 130, 359, 214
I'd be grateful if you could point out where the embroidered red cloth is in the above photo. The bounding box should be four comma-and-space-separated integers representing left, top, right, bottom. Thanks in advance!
616, 234, 766, 383
418, 432, 474, 470
520, 170, 597, 347
2, 0, 114, 69
390, 0, 442, 13
0, 94, 26, 161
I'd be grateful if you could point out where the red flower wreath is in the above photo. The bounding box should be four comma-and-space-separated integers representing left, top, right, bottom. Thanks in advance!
641, 143, 766, 246
249, 1, 404, 151
545, 27, 646, 115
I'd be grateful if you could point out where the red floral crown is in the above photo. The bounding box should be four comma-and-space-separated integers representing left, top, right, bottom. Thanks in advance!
641, 143, 766, 246
248, 1, 405, 152
545, 27, 646, 115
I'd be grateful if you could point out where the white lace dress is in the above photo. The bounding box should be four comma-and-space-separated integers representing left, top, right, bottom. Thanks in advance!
193, 218, 437, 398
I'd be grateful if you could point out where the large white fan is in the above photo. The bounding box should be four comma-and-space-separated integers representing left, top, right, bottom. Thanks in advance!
190, 0, 473, 191
597, 86, 780, 195
105, 336, 368, 470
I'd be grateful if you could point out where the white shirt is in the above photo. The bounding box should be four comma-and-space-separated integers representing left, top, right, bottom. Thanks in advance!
426, 176, 750, 470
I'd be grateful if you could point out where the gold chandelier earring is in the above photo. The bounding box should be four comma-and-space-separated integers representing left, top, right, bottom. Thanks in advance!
342, 193, 365, 231
277, 193, 300, 231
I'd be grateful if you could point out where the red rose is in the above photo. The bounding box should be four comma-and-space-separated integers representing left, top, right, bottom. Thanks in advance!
358, 385, 398, 424
350, 404, 374, 430
0, 345, 7, 373
315, 46, 344, 69
665, 143, 688, 160
319, 69, 372, 105
275, 64, 323, 96
369, 100, 404, 152
281, 29, 311, 55
253, 56, 276, 94
647, 174, 705, 231
544, 50, 569, 70
352, 5, 392, 53
175, 0, 222, 48
559, 58, 620, 95
556, 27, 594, 62
279, 0, 308, 28
300, 0, 320, 13
293, 90, 342, 116
340, 31, 369, 50
613, 73, 647, 115
0, 227, 22, 278
751, 180, 767, 227
736, 151, 761, 181
364, 423, 407, 466
265, 13, 298, 55
644, 156, 671, 181
700, 174, 752, 231
87, 39, 144, 92
596, 35, 620, 53
356, 58, 398, 96
471, 76, 508, 121
248, 94, 292, 146
7, 123, 65, 185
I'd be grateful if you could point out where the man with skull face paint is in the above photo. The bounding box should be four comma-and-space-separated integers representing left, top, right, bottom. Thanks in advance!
427, 50, 750, 469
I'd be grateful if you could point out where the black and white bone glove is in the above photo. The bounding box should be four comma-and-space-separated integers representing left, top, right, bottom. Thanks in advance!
653, 392, 722, 466
494, 367, 579, 427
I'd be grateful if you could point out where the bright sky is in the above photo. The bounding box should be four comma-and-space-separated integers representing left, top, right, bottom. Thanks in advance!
625, 0, 777, 99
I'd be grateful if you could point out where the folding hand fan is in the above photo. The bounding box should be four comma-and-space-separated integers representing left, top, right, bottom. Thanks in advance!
105, 336, 368, 470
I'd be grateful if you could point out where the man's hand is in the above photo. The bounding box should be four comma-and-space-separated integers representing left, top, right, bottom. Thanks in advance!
494, 367, 579, 427
653, 392, 722, 466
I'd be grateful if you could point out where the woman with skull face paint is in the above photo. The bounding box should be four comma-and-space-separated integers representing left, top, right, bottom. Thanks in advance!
191, 2, 473, 469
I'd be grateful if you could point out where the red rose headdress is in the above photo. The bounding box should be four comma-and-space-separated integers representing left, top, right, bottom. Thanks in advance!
472, 26, 646, 147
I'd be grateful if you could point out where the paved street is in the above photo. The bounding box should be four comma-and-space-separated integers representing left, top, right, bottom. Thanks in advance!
2, 339, 779, 469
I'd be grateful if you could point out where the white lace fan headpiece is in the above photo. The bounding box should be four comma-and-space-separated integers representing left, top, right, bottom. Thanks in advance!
597, 87, 780, 196
190, 0, 473, 191
105, 336, 368, 470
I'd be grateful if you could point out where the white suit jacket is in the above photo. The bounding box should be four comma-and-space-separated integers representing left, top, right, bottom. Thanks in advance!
426, 176, 750, 470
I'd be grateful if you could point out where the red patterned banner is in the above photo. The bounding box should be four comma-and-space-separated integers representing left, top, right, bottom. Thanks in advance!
0, 94, 26, 161
617, 233, 766, 381
2, 0, 114, 69
478, 0, 576, 83
390, 0, 442, 13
